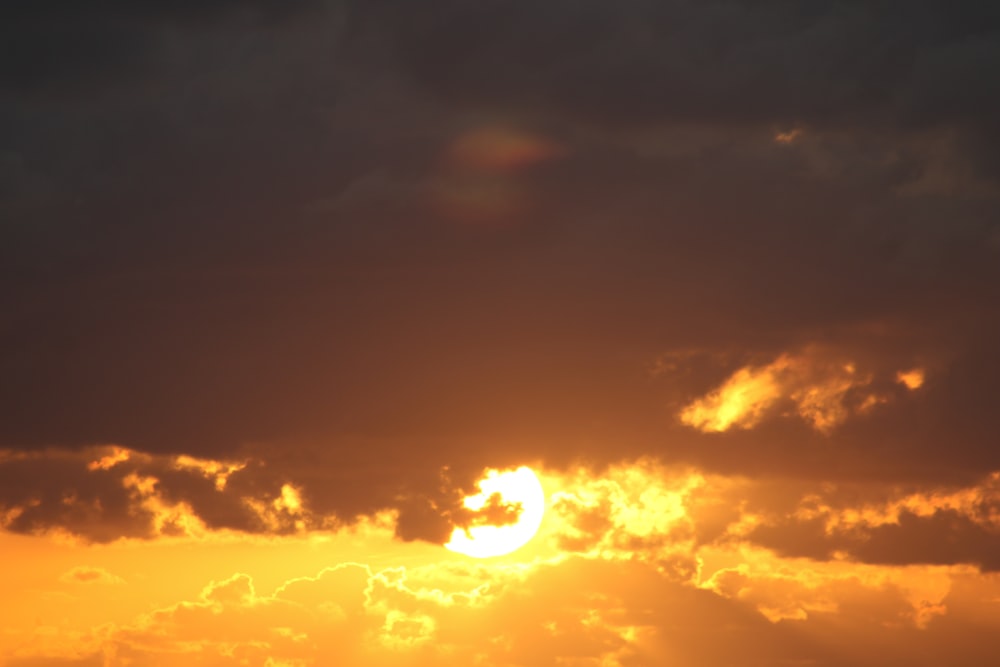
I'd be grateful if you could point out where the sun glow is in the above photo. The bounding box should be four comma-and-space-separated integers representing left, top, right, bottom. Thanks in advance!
445, 466, 546, 558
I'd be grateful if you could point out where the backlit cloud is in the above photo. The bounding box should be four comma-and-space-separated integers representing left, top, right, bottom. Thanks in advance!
897, 368, 927, 390
679, 348, 925, 433
4, 460, 1000, 665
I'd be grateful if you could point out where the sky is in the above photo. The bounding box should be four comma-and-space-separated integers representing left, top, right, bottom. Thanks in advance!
2, 1, 1000, 665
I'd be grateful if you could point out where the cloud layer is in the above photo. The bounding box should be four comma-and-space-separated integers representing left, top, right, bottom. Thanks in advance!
2, 2, 999, 663
5, 461, 1000, 666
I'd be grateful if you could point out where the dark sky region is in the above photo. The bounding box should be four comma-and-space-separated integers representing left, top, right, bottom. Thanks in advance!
2, 3, 1000, 648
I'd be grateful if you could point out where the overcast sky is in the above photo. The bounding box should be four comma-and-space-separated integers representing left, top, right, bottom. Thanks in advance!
2, 2, 999, 665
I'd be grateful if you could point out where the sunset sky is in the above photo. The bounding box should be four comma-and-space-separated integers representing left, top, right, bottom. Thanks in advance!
2, 2, 1000, 665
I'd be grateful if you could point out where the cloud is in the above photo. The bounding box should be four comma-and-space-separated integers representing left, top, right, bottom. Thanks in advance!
6, 441, 1000, 578
0, 0, 323, 93
678, 347, 924, 433
897, 368, 926, 390
356, 1, 1000, 136
5, 460, 1000, 665
743, 471, 1000, 570
853, 509, 1000, 570
546, 460, 702, 563
59, 566, 125, 586
15, 551, 1000, 667
0, 446, 319, 543
2, 3, 1000, 665
1, 0, 999, 556
4, 658, 102, 667
19, 558, 812, 666
542, 460, 1000, 576
0, 446, 538, 545
679, 355, 793, 432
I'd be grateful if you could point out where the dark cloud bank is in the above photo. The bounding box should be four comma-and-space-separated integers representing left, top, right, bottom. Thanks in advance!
1, 1, 999, 540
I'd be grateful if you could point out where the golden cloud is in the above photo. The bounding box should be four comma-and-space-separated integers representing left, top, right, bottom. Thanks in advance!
6, 460, 1000, 666
678, 348, 926, 433
896, 368, 926, 390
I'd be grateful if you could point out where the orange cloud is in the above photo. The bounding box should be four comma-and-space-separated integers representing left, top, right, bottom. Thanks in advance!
173, 455, 247, 491
5, 460, 1000, 666
59, 565, 125, 586
446, 127, 565, 171
0, 447, 362, 543
698, 543, 962, 628
20, 551, 999, 667
87, 446, 132, 471
428, 125, 565, 228
678, 348, 924, 433
679, 355, 793, 431
897, 368, 926, 390
774, 128, 803, 144
546, 460, 706, 564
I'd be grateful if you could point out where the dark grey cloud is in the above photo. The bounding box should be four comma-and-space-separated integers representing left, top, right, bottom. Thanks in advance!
0, 449, 259, 541
0, 0, 322, 93
0, 445, 523, 543
0, 0, 998, 535
356, 0, 1000, 129
746, 473, 1000, 571
0, 453, 156, 542
751, 509, 1000, 571
854, 509, 1000, 570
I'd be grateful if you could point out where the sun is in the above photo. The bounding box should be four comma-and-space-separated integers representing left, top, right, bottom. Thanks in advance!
445, 466, 546, 558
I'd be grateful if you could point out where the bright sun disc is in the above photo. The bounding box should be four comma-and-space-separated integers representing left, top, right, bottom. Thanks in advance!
445, 466, 546, 558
